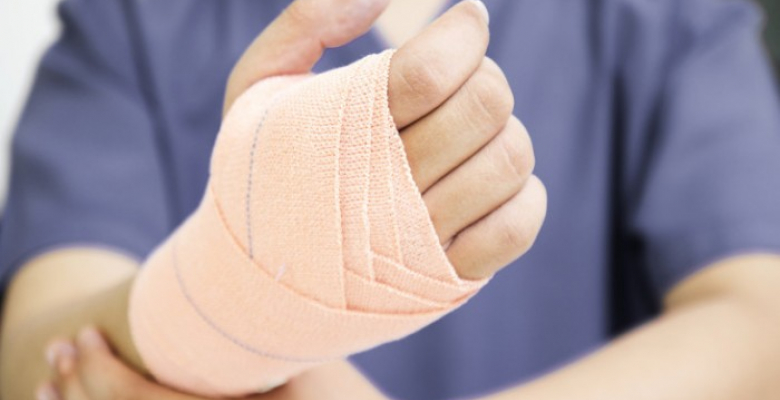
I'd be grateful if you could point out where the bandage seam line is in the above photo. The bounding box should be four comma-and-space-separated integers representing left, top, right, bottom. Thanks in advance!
343, 266, 455, 309
132, 289, 229, 393
380, 58, 412, 271
245, 84, 296, 261
362, 58, 377, 281
231, 61, 474, 295
374, 55, 466, 286
245, 69, 368, 304
208, 184, 463, 318
393, 130, 477, 286
208, 87, 485, 316
384, 54, 488, 287
170, 225, 457, 363
371, 251, 483, 293
234, 56, 472, 291
244, 92, 278, 260
334, 61, 353, 304
212, 182, 463, 309
376, 62, 404, 265
171, 236, 343, 364
206, 189, 463, 310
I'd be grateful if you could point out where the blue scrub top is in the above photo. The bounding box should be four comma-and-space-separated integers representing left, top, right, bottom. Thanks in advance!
3, 0, 780, 399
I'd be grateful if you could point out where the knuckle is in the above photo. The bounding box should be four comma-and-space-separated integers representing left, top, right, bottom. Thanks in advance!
424, 198, 447, 238
396, 52, 448, 104
490, 119, 535, 183
467, 58, 514, 129
328, 4, 371, 39
497, 211, 535, 253
527, 175, 549, 224
498, 176, 547, 253
529, 175, 548, 202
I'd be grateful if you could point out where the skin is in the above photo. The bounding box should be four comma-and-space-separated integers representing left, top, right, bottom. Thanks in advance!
4, 1, 780, 400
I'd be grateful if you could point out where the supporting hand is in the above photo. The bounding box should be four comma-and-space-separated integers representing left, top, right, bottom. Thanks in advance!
40, 327, 386, 400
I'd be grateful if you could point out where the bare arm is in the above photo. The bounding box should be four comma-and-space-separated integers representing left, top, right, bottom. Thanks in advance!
0, 248, 145, 399
484, 254, 780, 400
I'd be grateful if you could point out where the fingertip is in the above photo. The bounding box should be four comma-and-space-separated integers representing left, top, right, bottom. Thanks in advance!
77, 326, 110, 353
279, 0, 390, 49
528, 175, 549, 223
448, 0, 490, 36
35, 382, 59, 400
45, 340, 77, 370
467, 0, 490, 25
223, 0, 391, 116
45, 341, 61, 368
57, 349, 77, 376
321, 0, 392, 46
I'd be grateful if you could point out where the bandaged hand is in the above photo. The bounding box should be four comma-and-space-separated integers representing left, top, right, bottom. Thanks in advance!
129, 0, 547, 397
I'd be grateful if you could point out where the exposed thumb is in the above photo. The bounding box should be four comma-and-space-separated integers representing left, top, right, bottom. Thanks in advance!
223, 0, 390, 115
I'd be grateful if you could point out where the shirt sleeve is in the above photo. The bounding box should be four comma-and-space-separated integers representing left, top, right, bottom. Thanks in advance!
626, 0, 780, 295
0, 0, 171, 291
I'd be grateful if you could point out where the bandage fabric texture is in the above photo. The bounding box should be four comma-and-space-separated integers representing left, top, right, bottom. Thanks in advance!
128, 50, 489, 397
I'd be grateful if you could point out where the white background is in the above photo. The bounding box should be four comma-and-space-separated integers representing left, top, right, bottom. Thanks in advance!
0, 0, 61, 207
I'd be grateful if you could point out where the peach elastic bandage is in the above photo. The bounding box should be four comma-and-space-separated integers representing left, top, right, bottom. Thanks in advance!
129, 50, 489, 397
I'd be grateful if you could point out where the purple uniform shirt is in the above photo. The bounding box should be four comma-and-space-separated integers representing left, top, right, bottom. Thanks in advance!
2, 0, 780, 399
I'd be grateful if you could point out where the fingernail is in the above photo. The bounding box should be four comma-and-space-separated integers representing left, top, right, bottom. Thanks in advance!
45, 345, 58, 368
78, 326, 106, 349
36, 383, 59, 400
56, 344, 77, 375
468, 0, 490, 25
45, 342, 76, 369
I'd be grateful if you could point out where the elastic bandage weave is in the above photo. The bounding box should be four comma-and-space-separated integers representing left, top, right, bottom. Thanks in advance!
129, 50, 489, 397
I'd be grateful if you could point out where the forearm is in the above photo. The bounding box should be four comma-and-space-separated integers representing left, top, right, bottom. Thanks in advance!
0, 248, 145, 399
487, 256, 780, 400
